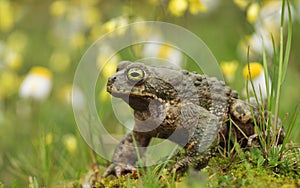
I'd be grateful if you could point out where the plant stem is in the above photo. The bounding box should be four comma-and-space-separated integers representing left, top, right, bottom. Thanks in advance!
273, 26, 284, 132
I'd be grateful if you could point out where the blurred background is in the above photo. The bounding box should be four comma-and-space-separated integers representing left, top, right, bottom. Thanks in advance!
0, 0, 299, 186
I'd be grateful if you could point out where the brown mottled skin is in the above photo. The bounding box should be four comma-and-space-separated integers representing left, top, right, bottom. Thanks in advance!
103, 61, 283, 177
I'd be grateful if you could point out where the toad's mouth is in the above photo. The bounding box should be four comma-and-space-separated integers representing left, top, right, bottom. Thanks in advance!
107, 84, 158, 110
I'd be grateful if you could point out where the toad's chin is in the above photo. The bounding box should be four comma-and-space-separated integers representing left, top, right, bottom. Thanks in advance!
127, 94, 159, 111
113, 92, 157, 111
107, 83, 159, 110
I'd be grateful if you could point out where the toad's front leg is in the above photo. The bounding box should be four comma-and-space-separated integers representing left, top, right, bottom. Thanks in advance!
171, 104, 221, 174
103, 131, 151, 177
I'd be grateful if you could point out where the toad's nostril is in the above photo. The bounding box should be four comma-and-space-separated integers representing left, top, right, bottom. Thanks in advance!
108, 76, 117, 83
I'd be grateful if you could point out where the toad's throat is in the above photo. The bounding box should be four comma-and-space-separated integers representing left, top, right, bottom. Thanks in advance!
127, 93, 159, 111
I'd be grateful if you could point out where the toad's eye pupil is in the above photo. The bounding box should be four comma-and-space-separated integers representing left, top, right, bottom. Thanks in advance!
130, 72, 140, 77
127, 67, 145, 83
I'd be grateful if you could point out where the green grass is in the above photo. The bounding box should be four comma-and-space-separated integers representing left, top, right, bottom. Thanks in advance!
246, 0, 299, 159
0, 0, 300, 187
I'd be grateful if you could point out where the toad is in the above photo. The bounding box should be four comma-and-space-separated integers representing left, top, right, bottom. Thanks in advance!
103, 61, 284, 177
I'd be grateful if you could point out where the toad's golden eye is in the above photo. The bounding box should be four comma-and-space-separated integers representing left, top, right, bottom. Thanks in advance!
127, 67, 145, 83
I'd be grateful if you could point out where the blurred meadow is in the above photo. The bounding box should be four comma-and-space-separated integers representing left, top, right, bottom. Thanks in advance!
0, 0, 300, 187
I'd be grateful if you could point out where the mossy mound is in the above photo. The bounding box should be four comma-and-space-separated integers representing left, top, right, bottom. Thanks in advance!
99, 146, 300, 188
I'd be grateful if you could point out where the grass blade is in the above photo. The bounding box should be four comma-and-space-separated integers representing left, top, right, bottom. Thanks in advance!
282, 0, 293, 81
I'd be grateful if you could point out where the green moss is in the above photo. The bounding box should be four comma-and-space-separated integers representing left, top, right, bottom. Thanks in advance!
101, 167, 173, 188
202, 150, 300, 188
99, 146, 299, 188
102, 175, 137, 188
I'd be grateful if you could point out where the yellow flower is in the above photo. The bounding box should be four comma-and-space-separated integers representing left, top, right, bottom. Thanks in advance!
242, 62, 270, 100
83, 7, 101, 27
99, 87, 110, 101
7, 31, 28, 53
19, 67, 52, 101
247, 3, 260, 23
62, 134, 77, 153
49, 51, 71, 73
189, 0, 207, 15
220, 61, 238, 83
70, 33, 85, 49
58, 84, 72, 103
242, 62, 262, 80
158, 45, 172, 59
89, 23, 103, 42
5, 50, 22, 70
96, 46, 119, 77
0, 1, 14, 32
45, 133, 53, 145
103, 20, 117, 33
102, 17, 128, 35
233, 0, 250, 10
50, 0, 67, 17
101, 60, 118, 79
168, 0, 188, 17
31, 67, 52, 79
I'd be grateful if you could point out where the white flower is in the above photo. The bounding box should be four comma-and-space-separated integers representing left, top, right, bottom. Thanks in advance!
143, 39, 183, 66
238, 1, 295, 59
19, 67, 52, 101
254, 1, 292, 38
238, 29, 274, 60
243, 62, 271, 100
81, 183, 91, 188
59, 84, 85, 109
248, 29, 274, 56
